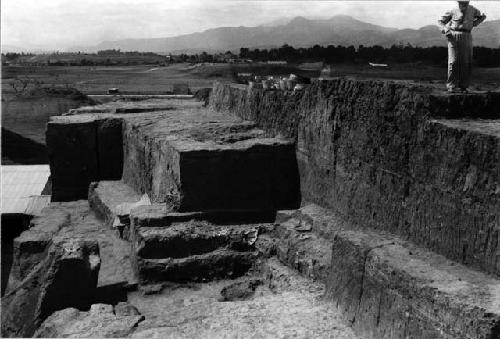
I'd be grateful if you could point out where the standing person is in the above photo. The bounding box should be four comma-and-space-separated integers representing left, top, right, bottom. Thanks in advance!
438, 1, 486, 93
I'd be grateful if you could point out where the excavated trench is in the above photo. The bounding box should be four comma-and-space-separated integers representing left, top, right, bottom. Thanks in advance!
2, 80, 500, 339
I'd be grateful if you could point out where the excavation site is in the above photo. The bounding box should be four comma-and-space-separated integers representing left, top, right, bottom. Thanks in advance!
2, 78, 500, 339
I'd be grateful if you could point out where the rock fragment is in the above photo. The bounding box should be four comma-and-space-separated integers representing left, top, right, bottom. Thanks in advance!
219, 278, 263, 302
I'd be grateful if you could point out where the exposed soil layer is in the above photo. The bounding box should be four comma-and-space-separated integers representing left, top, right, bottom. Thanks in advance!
6, 201, 137, 299
47, 99, 300, 213
7, 80, 500, 339
1, 214, 31, 295
210, 80, 500, 276
127, 259, 359, 339
272, 205, 500, 339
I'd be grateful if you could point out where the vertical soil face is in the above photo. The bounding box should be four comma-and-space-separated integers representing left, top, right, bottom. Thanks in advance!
47, 102, 300, 209
47, 116, 124, 202
6, 89, 499, 339
210, 80, 500, 276
1, 214, 31, 296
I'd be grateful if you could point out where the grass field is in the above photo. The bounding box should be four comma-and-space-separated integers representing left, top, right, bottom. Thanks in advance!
3, 63, 499, 97
2, 64, 221, 96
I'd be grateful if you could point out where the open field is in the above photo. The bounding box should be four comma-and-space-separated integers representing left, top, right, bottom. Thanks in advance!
299, 63, 500, 91
3, 63, 499, 96
1, 64, 221, 96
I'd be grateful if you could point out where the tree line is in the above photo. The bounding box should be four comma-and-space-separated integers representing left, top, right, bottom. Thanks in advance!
2, 50, 167, 66
239, 44, 500, 67
4, 44, 500, 67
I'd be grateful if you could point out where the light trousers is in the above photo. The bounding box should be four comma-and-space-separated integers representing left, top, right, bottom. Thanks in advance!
447, 31, 473, 90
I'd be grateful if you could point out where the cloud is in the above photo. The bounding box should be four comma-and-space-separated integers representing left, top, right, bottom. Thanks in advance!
2, 0, 499, 50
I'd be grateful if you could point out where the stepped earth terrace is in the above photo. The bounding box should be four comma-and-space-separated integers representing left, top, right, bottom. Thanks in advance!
2, 79, 500, 339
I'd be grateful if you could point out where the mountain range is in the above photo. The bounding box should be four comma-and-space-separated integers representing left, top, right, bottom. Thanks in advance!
13, 15, 500, 54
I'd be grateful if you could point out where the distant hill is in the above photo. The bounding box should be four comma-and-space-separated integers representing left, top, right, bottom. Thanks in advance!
68, 16, 500, 53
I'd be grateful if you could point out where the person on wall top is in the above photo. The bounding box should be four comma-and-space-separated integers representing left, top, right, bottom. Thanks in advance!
438, 0, 486, 93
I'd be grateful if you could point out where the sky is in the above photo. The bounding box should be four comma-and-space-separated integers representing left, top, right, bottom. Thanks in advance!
2, 1, 500, 51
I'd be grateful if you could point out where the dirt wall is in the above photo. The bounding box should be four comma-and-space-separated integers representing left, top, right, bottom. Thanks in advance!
210, 80, 500, 275
46, 116, 123, 201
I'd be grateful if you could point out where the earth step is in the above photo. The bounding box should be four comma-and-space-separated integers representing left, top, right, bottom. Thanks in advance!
276, 204, 500, 339
121, 106, 301, 211
88, 180, 148, 236
130, 204, 277, 230
134, 249, 258, 284
12, 201, 138, 303
90, 182, 276, 241
67, 106, 176, 115
270, 217, 332, 282
67, 99, 196, 116
133, 222, 259, 259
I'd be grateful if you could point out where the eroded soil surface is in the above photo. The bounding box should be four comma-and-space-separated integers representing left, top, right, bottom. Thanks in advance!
128, 259, 359, 339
